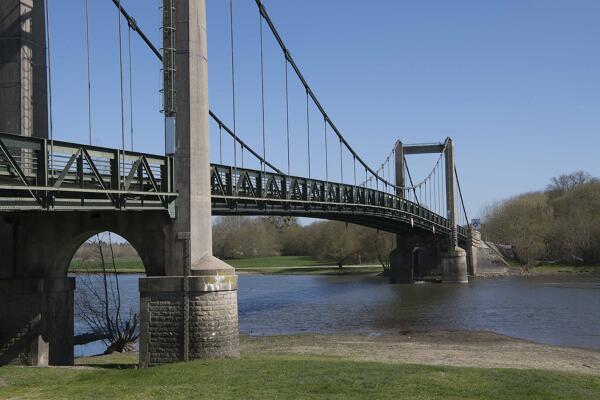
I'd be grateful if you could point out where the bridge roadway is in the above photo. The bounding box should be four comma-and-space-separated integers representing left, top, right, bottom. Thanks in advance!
0, 132, 466, 243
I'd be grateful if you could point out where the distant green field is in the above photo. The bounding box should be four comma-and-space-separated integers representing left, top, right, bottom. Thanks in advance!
226, 256, 332, 269
70, 256, 145, 273
70, 255, 380, 275
532, 263, 600, 275
1, 354, 598, 399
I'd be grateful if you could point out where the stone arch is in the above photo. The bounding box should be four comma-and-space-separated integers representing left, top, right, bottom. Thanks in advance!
5, 210, 171, 280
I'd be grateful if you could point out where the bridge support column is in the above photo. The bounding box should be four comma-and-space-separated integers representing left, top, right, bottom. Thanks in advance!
139, 274, 239, 367
0, 278, 74, 366
466, 229, 481, 276
138, 0, 239, 366
389, 238, 416, 283
441, 248, 468, 283
441, 138, 469, 283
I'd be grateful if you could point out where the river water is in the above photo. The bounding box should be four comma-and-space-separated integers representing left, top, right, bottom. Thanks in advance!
74, 273, 600, 357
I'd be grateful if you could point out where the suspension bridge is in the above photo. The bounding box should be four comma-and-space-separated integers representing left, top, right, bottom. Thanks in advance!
0, 0, 480, 367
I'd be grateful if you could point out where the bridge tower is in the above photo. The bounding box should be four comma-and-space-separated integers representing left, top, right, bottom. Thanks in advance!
0, 0, 49, 138
138, 0, 239, 367
389, 139, 469, 283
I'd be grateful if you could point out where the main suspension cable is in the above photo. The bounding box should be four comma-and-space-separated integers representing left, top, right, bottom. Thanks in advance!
455, 165, 470, 226
109, 0, 281, 172
255, 0, 399, 188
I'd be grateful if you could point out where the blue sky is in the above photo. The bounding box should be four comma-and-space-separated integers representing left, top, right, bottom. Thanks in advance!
47, 0, 600, 219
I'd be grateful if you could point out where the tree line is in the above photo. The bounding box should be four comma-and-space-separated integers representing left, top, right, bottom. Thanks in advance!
213, 216, 395, 269
481, 171, 600, 265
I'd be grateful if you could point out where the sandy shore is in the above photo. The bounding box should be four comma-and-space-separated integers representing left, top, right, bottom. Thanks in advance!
240, 331, 600, 376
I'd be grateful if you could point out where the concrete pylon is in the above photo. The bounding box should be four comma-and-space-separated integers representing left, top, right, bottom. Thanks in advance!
441, 138, 468, 283
389, 140, 415, 283
138, 0, 239, 367
0, 0, 48, 138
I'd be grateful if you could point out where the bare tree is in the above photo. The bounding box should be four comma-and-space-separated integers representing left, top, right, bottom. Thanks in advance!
75, 233, 139, 354
546, 171, 595, 195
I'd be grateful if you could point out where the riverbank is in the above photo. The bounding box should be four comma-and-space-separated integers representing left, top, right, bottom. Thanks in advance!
2, 332, 599, 399
527, 263, 600, 276
70, 255, 600, 276
70, 255, 383, 275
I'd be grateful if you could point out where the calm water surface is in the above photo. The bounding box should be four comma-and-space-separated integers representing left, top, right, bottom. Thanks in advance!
74, 273, 600, 356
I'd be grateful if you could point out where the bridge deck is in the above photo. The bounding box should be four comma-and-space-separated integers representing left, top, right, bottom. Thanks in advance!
0, 133, 466, 240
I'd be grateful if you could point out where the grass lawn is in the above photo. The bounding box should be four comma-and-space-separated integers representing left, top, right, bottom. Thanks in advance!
70, 256, 145, 273
70, 255, 382, 275
1, 354, 598, 399
532, 263, 600, 275
226, 255, 332, 269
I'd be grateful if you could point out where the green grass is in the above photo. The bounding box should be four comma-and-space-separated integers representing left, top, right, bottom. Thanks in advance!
70, 256, 145, 273
225, 255, 332, 269
227, 256, 381, 275
70, 255, 382, 275
532, 263, 600, 275
1, 355, 599, 399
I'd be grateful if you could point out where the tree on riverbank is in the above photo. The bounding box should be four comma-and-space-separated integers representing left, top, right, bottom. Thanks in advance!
482, 171, 600, 265
211, 216, 396, 270
75, 233, 139, 353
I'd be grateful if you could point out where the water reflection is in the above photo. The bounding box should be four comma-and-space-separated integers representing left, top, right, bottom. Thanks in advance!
73, 273, 600, 356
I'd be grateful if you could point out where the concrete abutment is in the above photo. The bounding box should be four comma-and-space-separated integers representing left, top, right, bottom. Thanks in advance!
0, 278, 74, 366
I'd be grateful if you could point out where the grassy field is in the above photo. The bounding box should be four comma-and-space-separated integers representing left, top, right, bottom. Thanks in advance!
226, 255, 331, 268
0, 354, 598, 399
531, 263, 600, 275
70, 256, 146, 273
70, 255, 382, 275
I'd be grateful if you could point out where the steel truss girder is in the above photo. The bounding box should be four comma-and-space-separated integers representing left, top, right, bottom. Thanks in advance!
210, 164, 468, 241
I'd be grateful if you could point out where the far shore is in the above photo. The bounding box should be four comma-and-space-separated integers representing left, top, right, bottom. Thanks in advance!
69, 254, 600, 278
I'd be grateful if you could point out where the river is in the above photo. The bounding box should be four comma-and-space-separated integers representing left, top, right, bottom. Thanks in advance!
74, 273, 600, 357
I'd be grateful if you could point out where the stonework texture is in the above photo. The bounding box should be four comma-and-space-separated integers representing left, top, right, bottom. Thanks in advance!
139, 276, 239, 367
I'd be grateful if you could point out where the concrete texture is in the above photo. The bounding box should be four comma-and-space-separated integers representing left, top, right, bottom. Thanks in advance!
0, 278, 74, 366
389, 244, 414, 283
135, 0, 240, 366
476, 241, 510, 275
466, 229, 480, 276
139, 276, 239, 367
0, 0, 48, 138
442, 247, 469, 283
0, 211, 170, 366
0, 211, 171, 280
169, 0, 231, 276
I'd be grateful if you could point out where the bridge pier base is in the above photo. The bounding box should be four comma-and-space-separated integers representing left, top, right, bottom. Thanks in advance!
466, 230, 481, 276
441, 247, 468, 283
0, 278, 74, 366
389, 240, 415, 283
139, 268, 239, 367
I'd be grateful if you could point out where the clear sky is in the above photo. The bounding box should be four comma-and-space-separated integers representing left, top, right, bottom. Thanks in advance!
47, 0, 600, 219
